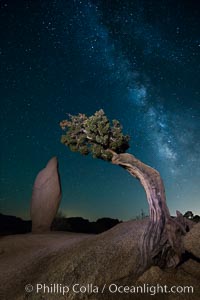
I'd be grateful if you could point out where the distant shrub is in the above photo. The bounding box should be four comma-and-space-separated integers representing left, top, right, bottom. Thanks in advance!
130, 209, 148, 221
55, 210, 66, 219
183, 211, 200, 223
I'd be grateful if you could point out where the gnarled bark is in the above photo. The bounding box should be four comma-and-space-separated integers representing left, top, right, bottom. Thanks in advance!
110, 151, 191, 270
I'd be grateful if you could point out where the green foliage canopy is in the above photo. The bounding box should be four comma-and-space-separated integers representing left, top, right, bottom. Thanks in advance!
60, 109, 130, 161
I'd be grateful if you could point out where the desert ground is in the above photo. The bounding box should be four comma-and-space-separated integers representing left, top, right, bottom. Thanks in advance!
0, 219, 200, 300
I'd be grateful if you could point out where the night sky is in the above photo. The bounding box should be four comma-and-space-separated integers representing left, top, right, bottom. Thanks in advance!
0, 0, 200, 221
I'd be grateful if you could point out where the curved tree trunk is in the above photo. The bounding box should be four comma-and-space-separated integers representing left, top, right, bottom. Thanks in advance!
110, 151, 190, 271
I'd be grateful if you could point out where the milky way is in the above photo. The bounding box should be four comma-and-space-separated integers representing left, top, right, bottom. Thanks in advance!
72, 1, 200, 184
0, 0, 200, 220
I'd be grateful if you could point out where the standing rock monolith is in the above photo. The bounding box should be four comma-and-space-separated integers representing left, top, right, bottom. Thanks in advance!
31, 157, 62, 233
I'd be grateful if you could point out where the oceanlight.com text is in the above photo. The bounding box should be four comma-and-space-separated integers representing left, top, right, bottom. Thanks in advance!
25, 283, 194, 296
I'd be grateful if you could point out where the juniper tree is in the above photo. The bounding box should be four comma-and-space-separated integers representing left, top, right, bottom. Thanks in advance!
60, 109, 191, 271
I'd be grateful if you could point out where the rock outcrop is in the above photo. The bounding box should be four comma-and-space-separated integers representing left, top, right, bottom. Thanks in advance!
184, 223, 200, 258
136, 262, 200, 300
134, 223, 200, 300
1, 218, 200, 300
31, 157, 62, 233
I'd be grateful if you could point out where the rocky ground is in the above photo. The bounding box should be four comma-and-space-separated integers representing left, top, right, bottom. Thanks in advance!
0, 219, 199, 300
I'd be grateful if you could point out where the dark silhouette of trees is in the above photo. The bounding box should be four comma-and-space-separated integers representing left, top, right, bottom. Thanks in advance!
184, 211, 193, 219
184, 211, 200, 223
60, 109, 192, 271
0, 214, 31, 235
52, 216, 120, 234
